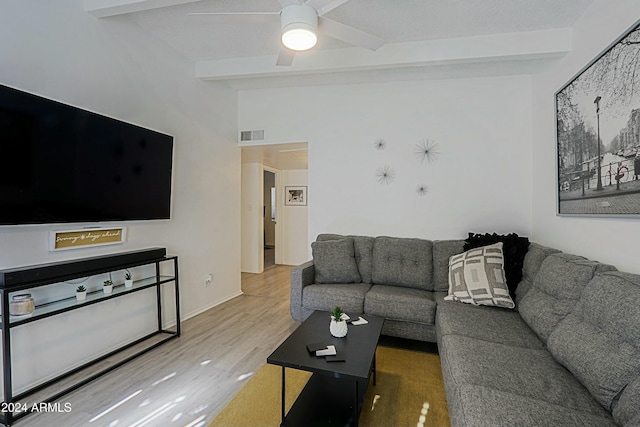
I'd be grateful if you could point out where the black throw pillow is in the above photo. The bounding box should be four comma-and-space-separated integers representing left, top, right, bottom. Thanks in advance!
463, 232, 530, 300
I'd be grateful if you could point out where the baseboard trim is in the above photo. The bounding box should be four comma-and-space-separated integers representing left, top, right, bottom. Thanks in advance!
180, 291, 244, 322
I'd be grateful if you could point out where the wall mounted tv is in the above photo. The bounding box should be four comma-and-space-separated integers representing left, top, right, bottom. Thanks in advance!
0, 84, 173, 226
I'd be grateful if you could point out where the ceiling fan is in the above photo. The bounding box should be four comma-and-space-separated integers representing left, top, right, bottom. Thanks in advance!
188, 0, 384, 66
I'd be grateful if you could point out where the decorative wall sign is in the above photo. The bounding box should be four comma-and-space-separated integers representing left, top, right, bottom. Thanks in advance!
556, 20, 640, 216
49, 227, 127, 251
285, 186, 307, 206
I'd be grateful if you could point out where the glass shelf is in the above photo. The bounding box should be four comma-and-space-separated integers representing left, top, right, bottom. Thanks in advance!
8, 275, 175, 327
0, 253, 180, 427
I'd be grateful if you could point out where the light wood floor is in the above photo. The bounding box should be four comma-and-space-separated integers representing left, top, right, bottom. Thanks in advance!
22, 264, 299, 427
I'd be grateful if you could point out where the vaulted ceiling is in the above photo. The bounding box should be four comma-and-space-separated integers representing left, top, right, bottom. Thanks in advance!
84, 0, 594, 88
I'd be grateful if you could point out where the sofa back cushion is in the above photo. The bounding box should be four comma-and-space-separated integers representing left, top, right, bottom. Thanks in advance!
311, 238, 361, 284
371, 236, 433, 290
518, 253, 616, 342
316, 234, 374, 283
432, 239, 465, 292
547, 271, 640, 413
514, 243, 562, 306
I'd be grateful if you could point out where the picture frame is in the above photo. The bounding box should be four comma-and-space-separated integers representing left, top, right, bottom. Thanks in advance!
285, 186, 307, 206
555, 19, 640, 216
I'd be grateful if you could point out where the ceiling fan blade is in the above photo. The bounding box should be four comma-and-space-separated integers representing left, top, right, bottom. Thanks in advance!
187, 12, 279, 16
276, 47, 296, 66
318, 16, 384, 50
187, 11, 280, 23
306, 0, 350, 16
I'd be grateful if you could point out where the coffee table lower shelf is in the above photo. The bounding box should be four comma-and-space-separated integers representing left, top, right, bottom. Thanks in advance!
281, 369, 370, 427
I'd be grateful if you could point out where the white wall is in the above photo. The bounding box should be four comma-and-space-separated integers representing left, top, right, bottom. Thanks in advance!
531, 1, 640, 273
239, 76, 534, 253
0, 1, 240, 392
241, 163, 264, 273
280, 170, 309, 265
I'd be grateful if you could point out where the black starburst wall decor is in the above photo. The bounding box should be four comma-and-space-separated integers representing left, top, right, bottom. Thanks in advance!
416, 184, 428, 196
376, 165, 395, 184
413, 138, 440, 164
369, 135, 442, 194
373, 138, 386, 150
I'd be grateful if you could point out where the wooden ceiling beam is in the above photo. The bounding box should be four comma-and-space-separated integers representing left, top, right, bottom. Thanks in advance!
195, 28, 572, 81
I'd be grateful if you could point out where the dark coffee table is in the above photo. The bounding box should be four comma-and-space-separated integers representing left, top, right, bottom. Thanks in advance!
267, 310, 384, 427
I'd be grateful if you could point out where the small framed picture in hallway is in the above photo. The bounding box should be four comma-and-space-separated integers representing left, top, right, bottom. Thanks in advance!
556, 19, 640, 216
285, 186, 307, 206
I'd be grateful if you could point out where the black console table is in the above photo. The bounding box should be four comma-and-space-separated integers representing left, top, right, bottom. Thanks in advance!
0, 248, 180, 426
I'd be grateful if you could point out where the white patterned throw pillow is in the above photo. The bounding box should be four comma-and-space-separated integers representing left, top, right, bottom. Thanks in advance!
445, 242, 515, 309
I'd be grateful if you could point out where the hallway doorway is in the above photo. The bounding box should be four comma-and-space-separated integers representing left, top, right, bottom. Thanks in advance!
264, 169, 276, 269
240, 142, 309, 273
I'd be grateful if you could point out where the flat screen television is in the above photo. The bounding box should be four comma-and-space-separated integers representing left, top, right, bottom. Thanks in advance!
0, 84, 173, 226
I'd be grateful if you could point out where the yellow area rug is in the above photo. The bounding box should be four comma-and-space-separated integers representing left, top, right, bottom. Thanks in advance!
209, 345, 450, 427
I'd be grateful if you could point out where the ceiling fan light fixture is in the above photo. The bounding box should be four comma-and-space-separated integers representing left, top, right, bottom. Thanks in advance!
282, 24, 317, 51
280, 4, 318, 51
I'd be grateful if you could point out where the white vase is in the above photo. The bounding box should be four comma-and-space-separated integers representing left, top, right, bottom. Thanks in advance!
330, 319, 348, 338
76, 291, 87, 301
124, 279, 133, 288
103, 285, 113, 294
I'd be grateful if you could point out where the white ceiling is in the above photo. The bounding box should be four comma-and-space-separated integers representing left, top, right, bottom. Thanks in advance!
84, 0, 595, 87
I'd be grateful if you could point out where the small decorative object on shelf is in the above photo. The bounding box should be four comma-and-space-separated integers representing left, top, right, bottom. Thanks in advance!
124, 269, 133, 288
103, 280, 114, 294
9, 294, 35, 316
330, 306, 348, 338
76, 285, 87, 301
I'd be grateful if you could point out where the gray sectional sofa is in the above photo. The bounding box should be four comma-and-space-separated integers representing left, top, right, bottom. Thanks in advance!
290, 233, 640, 427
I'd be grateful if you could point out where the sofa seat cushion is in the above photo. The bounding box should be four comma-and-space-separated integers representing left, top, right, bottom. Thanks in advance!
518, 253, 616, 342
364, 285, 436, 325
439, 335, 610, 417
302, 283, 371, 315
548, 271, 640, 413
371, 236, 433, 290
436, 299, 545, 349
316, 234, 375, 284
311, 238, 361, 284
452, 384, 616, 427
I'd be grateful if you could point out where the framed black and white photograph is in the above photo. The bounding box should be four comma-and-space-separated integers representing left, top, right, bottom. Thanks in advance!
285, 186, 307, 206
556, 19, 640, 216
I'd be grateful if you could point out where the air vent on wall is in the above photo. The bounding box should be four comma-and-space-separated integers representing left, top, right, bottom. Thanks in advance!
240, 129, 265, 142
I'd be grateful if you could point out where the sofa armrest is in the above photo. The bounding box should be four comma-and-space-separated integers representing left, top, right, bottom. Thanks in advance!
290, 260, 315, 322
